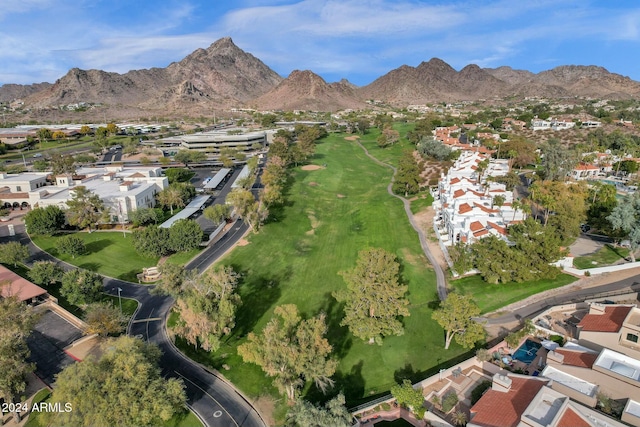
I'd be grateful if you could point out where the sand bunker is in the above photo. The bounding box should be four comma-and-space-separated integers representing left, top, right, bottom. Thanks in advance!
344, 136, 360, 141
337, 194, 346, 198
301, 164, 324, 171
309, 182, 318, 186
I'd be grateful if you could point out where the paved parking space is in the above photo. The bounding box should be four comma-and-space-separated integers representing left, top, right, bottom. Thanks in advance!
27, 310, 83, 385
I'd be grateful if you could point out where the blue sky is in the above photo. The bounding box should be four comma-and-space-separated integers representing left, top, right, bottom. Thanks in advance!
1, 0, 639, 87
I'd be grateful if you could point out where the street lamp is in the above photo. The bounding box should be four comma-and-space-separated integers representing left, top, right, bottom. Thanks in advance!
117, 287, 122, 314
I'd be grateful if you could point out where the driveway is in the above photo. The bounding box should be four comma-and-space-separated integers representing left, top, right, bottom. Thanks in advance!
26, 310, 83, 385
569, 236, 606, 256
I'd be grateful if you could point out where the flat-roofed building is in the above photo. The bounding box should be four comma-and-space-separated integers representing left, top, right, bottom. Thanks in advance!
163, 129, 267, 154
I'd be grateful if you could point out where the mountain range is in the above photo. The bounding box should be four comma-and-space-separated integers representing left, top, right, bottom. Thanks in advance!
3, 37, 640, 116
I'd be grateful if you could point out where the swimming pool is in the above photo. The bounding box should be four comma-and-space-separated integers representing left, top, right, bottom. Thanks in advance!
512, 339, 541, 364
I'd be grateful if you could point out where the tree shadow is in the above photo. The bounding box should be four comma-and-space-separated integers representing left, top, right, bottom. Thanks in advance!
349, 209, 365, 234
318, 292, 352, 359
84, 239, 113, 253
231, 264, 287, 336
394, 363, 417, 384
427, 292, 442, 310
78, 262, 101, 272
306, 360, 365, 405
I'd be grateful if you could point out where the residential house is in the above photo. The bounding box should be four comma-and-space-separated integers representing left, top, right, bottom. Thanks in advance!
572, 164, 600, 180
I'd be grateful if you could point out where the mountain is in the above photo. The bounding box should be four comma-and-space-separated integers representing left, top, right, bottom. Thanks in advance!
0, 82, 51, 103
3, 38, 640, 116
251, 70, 365, 111
23, 37, 282, 112
359, 58, 511, 103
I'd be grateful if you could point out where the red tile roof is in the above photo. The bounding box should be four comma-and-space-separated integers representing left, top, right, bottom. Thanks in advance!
474, 202, 499, 214
470, 377, 548, 427
450, 177, 461, 185
473, 229, 490, 238
554, 349, 598, 368
0, 265, 47, 302
578, 306, 632, 333
470, 221, 484, 232
557, 407, 590, 427
453, 189, 465, 198
458, 203, 473, 214
487, 221, 507, 236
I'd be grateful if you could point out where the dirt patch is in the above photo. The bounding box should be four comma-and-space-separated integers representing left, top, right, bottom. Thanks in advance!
308, 181, 318, 186
306, 211, 320, 235
337, 194, 346, 198
253, 395, 276, 427
301, 164, 324, 171
344, 135, 360, 141
414, 207, 449, 273
237, 238, 250, 247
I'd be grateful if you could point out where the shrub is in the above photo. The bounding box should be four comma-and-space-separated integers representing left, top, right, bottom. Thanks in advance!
441, 391, 458, 413
471, 380, 491, 405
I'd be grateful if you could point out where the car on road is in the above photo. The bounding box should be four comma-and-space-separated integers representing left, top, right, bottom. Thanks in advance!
33, 153, 42, 158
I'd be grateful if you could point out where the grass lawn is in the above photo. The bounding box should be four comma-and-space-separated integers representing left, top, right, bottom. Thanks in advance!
171, 131, 468, 413
32, 232, 160, 282
410, 192, 434, 214
451, 273, 577, 314
572, 244, 630, 270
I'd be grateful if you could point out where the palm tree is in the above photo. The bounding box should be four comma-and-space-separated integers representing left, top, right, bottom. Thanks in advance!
520, 200, 532, 220
157, 187, 184, 215
492, 194, 506, 209
452, 410, 467, 426
511, 199, 521, 222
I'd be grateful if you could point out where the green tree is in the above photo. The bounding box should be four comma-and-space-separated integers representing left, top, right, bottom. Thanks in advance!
28, 261, 64, 286
129, 207, 159, 227
238, 304, 337, 401
84, 302, 126, 336
36, 128, 52, 144
168, 219, 203, 253
391, 380, 425, 419
25, 205, 66, 235
540, 139, 577, 181
105, 123, 118, 136
0, 297, 39, 422
157, 186, 184, 215
432, 293, 485, 350
60, 269, 103, 305
163, 168, 193, 184
286, 393, 351, 427
51, 336, 186, 427
65, 186, 105, 232
0, 242, 30, 267
417, 137, 451, 160
203, 204, 231, 224
608, 192, 640, 261
154, 263, 185, 297
131, 226, 171, 258
333, 248, 410, 345
174, 150, 205, 167
393, 150, 421, 197
174, 266, 241, 352
226, 188, 256, 218
56, 235, 86, 258
49, 152, 76, 176
492, 194, 506, 208
79, 125, 92, 136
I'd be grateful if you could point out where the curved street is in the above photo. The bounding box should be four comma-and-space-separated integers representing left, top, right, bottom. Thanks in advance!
11, 222, 265, 427
353, 139, 448, 300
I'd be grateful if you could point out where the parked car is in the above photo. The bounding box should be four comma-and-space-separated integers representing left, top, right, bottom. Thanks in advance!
33, 153, 42, 158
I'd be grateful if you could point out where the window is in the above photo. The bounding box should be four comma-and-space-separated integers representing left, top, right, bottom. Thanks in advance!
16, 186, 21, 191
627, 333, 639, 343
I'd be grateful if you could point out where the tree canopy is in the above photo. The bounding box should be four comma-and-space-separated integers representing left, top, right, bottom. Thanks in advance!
173, 266, 241, 352
432, 293, 485, 350
285, 394, 351, 427
65, 186, 105, 232
0, 242, 30, 267
0, 297, 39, 419
333, 248, 409, 345
238, 304, 337, 401
60, 269, 103, 306
51, 336, 186, 427
393, 150, 421, 197
608, 192, 640, 261
28, 260, 64, 286
24, 205, 66, 235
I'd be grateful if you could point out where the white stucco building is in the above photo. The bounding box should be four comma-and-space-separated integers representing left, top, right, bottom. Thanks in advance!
432, 151, 525, 247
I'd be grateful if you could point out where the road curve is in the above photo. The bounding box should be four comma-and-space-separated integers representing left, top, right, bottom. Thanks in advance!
15, 224, 265, 427
353, 139, 448, 300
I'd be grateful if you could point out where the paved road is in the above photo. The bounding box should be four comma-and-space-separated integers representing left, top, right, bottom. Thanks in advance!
482, 274, 640, 325
13, 223, 264, 427
353, 140, 448, 300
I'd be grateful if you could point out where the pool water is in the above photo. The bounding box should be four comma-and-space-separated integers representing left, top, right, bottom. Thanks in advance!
512, 339, 541, 364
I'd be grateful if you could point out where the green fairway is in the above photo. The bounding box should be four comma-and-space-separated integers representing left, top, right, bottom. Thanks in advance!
450, 273, 577, 314
32, 232, 160, 282
572, 244, 630, 269
173, 131, 467, 409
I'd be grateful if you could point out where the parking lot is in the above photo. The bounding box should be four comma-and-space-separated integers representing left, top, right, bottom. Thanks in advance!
26, 310, 83, 385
